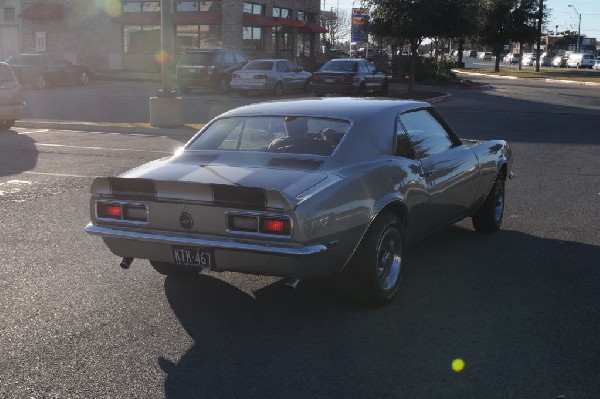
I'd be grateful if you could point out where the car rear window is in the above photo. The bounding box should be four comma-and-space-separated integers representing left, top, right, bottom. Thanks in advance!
320, 61, 358, 72
6, 54, 41, 66
178, 52, 213, 66
187, 116, 351, 156
243, 61, 273, 70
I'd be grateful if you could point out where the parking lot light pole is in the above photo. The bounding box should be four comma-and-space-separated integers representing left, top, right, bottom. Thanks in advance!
149, 0, 183, 127
568, 4, 581, 52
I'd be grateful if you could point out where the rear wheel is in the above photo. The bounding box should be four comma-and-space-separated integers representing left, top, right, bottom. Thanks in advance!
150, 261, 200, 277
180, 87, 192, 94
80, 71, 90, 85
303, 80, 312, 93
344, 211, 404, 305
0, 120, 15, 130
216, 77, 229, 94
379, 79, 389, 96
314, 91, 324, 97
472, 173, 505, 233
273, 81, 283, 96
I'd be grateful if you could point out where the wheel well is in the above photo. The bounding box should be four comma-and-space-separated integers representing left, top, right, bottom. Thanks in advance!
499, 163, 508, 180
378, 202, 407, 228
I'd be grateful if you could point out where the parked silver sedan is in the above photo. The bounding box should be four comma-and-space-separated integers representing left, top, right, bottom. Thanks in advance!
85, 98, 512, 305
311, 58, 388, 96
230, 59, 312, 96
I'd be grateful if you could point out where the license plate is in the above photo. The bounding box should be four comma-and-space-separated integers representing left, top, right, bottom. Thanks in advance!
325, 78, 334, 83
172, 245, 214, 269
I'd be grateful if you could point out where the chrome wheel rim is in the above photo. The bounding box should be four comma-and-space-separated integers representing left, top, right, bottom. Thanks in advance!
494, 181, 505, 222
81, 72, 89, 85
376, 229, 402, 291
37, 76, 45, 89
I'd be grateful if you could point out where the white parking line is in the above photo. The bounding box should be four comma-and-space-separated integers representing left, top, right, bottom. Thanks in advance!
17, 129, 50, 135
0, 170, 92, 178
35, 143, 171, 154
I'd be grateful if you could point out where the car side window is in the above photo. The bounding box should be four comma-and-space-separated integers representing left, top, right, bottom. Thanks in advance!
234, 52, 246, 64
395, 115, 416, 159
399, 109, 453, 159
286, 61, 297, 71
224, 51, 235, 64
276, 61, 288, 72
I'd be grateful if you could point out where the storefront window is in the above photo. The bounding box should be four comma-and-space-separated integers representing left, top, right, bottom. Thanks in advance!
176, 25, 223, 52
243, 26, 263, 51
123, 25, 161, 54
243, 2, 263, 15
122, 1, 160, 12
175, 1, 221, 12
297, 11, 315, 22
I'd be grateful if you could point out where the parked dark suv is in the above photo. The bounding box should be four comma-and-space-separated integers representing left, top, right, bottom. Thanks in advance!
0, 62, 25, 130
175, 49, 247, 94
6, 53, 93, 89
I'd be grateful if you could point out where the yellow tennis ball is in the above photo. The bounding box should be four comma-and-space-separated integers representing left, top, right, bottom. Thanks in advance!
452, 358, 465, 372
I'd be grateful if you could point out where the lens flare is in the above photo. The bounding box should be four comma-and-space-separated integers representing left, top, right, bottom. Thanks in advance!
103, 0, 122, 17
452, 358, 465, 372
155, 50, 170, 65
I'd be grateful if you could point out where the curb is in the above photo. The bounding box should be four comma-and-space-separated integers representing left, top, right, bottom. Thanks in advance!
452, 69, 600, 85
15, 120, 200, 137
457, 84, 495, 90
426, 93, 452, 104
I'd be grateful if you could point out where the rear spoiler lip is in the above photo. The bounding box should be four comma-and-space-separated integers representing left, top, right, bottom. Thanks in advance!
90, 176, 298, 211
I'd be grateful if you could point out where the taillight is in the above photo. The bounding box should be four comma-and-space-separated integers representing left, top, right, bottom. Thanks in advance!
97, 202, 148, 223
341, 74, 354, 83
97, 203, 122, 219
253, 74, 268, 80
261, 217, 291, 235
227, 213, 291, 236
232, 73, 240, 79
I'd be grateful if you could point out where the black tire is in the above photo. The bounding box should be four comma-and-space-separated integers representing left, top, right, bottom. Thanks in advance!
150, 261, 200, 277
0, 120, 15, 130
472, 174, 505, 233
344, 211, 404, 305
314, 91, 324, 97
238, 89, 248, 96
357, 82, 366, 96
379, 79, 389, 96
216, 77, 229, 94
180, 87, 192, 94
273, 81, 283, 96
80, 71, 90, 85
35, 75, 46, 89
303, 80, 312, 93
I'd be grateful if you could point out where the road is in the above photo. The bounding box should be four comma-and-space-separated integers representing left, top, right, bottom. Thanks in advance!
1, 79, 599, 398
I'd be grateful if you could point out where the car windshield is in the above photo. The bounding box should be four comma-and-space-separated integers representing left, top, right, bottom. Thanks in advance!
6, 54, 41, 66
0, 64, 16, 82
243, 61, 273, 70
178, 52, 212, 66
186, 116, 351, 156
321, 61, 358, 72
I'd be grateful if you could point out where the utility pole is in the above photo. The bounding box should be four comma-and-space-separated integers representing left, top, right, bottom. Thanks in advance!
535, 0, 543, 72
568, 4, 581, 52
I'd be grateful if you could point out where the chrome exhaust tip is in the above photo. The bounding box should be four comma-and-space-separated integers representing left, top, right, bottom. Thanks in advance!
120, 258, 134, 269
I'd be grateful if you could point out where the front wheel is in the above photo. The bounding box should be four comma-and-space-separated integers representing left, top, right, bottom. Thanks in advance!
0, 120, 15, 130
344, 211, 404, 305
379, 79, 389, 96
472, 174, 505, 233
357, 82, 366, 96
180, 87, 192, 94
35, 75, 46, 89
216, 77, 229, 94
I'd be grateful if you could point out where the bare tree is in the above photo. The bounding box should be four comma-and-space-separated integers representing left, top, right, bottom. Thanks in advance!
320, 9, 350, 49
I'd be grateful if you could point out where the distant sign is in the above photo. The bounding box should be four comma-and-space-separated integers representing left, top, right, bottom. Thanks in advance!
351, 8, 369, 43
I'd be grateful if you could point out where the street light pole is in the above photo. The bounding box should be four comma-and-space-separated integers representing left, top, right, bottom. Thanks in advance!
568, 4, 581, 52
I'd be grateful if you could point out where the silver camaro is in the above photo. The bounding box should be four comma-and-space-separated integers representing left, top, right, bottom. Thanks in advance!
85, 98, 513, 305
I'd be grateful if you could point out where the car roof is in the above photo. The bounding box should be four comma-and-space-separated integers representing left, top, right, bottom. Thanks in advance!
218, 97, 429, 120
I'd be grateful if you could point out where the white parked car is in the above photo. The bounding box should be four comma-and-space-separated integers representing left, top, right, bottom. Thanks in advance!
566, 53, 595, 69
230, 59, 312, 96
593, 57, 600, 70
478, 52, 492, 60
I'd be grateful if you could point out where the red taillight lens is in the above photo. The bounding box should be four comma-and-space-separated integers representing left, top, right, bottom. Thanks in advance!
98, 203, 122, 219
341, 74, 354, 83
253, 74, 268, 80
261, 218, 291, 235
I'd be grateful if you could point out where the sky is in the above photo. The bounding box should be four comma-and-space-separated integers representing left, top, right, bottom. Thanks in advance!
327, 0, 600, 39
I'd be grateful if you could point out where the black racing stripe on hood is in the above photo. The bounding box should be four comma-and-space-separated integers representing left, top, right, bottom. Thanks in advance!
109, 177, 156, 198
211, 184, 266, 210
